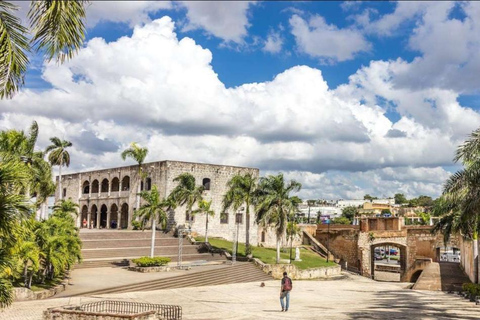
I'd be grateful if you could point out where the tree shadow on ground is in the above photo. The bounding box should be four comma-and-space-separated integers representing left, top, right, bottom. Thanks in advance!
345, 289, 480, 319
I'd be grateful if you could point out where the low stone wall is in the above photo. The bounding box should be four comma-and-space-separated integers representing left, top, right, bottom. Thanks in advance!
128, 266, 174, 273
14, 277, 69, 301
43, 309, 157, 320
252, 258, 341, 280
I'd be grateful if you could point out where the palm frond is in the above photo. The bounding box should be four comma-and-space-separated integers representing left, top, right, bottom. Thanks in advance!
0, 1, 30, 99
28, 0, 88, 63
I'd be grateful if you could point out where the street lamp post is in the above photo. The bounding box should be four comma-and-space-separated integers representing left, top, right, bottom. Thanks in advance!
232, 212, 242, 265
327, 219, 331, 262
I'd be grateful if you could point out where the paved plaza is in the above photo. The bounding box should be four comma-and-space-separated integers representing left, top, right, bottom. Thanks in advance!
2, 270, 480, 320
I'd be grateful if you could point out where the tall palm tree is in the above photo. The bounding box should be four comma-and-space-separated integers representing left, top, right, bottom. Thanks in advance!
45, 137, 72, 200
121, 142, 148, 212
168, 173, 204, 228
434, 127, 480, 281
222, 173, 257, 251
193, 200, 215, 243
52, 199, 79, 222
306, 199, 316, 223
255, 173, 302, 263
0, 0, 88, 99
135, 185, 176, 258
286, 219, 301, 262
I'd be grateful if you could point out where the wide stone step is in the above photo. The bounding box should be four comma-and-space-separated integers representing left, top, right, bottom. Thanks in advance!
71, 263, 271, 295
79, 231, 174, 240
76, 254, 225, 269
82, 238, 180, 249
81, 246, 201, 259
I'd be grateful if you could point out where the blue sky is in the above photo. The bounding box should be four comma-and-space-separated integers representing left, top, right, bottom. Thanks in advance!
3, 1, 480, 200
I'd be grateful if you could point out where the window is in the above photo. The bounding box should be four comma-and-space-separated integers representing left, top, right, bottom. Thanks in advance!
261, 231, 266, 242
82, 181, 90, 194
101, 179, 109, 192
146, 177, 152, 191
140, 180, 144, 191
62, 188, 67, 198
235, 213, 243, 224
202, 178, 211, 191
220, 212, 229, 224
122, 176, 130, 191
186, 212, 195, 222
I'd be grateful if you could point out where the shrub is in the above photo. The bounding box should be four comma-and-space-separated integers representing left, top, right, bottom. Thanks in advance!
131, 220, 142, 230
462, 283, 480, 296
132, 257, 171, 267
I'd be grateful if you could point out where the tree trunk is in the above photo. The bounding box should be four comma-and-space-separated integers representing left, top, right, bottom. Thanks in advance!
28, 272, 33, 289
205, 214, 209, 243
58, 157, 63, 200
276, 237, 281, 264
23, 263, 28, 288
150, 217, 156, 258
245, 205, 250, 249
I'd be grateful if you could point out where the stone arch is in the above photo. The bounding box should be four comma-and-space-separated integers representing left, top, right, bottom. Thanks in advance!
91, 204, 98, 228
110, 204, 118, 229
120, 203, 129, 229
370, 242, 407, 282
91, 179, 99, 193
81, 205, 88, 227
100, 204, 108, 228
82, 181, 90, 194
101, 178, 109, 193
122, 176, 130, 191
111, 177, 120, 192
202, 178, 211, 190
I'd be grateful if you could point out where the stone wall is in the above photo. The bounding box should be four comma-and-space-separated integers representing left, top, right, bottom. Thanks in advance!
460, 237, 476, 283
315, 226, 359, 270
43, 309, 157, 320
252, 258, 341, 280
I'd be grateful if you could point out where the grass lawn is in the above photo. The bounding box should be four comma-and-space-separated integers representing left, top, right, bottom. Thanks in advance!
196, 237, 336, 270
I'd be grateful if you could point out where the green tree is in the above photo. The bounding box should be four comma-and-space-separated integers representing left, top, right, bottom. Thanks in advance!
222, 173, 257, 251
341, 206, 358, 223
168, 173, 204, 227
286, 220, 301, 261
381, 209, 392, 215
121, 142, 148, 212
193, 200, 215, 243
45, 137, 72, 200
331, 216, 351, 225
394, 193, 407, 205
364, 194, 377, 201
255, 173, 302, 263
135, 185, 176, 258
0, 1, 88, 99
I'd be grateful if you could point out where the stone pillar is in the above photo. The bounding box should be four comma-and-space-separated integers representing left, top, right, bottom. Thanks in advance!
96, 213, 100, 229
108, 180, 111, 196
88, 178, 92, 198
107, 210, 111, 229
87, 211, 91, 228
118, 209, 122, 230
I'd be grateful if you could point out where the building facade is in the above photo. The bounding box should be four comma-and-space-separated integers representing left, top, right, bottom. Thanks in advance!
57, 160, 260, 244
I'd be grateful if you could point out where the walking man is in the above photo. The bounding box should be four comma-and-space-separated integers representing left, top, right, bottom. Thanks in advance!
280, 271, 292, 312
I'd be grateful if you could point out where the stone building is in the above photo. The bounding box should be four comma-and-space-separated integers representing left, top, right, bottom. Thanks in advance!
57, 160, 259, 244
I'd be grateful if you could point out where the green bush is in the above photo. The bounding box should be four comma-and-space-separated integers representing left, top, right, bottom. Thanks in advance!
131, 220, 142, 230
132, 257, 171, 267
462, 283, 480, 296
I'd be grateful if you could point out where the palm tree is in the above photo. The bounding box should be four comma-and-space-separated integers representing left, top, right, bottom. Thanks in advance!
121, 142, 148, 213
255, 173, 302, 263
222, 173, 257, 252
286, 219, 301, 262
45, 137, 72, 201
306, 200, 316, 224
135, 185, 176, 257
433, 127, 480, 281
168, 173, 204, 228
52, 199, 79, 222
0, 0, 88, 99
193, 200, 215, 243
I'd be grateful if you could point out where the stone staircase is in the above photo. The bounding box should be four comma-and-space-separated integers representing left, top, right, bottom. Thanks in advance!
70, 262, 272, 296
77, 230, 225, 269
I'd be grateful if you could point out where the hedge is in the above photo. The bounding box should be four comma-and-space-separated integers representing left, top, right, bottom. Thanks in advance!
132, 257, 171, 267
462, 283, 480, 296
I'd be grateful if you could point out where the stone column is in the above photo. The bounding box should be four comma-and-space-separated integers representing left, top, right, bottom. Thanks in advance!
108, 180, 111, 196
96, 213, 100, 229
87, 211, 91, 229
118, 208, 122, 230
88, 178, 92, 198
107, 210, 111, 229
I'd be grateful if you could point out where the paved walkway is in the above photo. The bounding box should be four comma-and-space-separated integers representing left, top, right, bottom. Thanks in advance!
56, 263, 229, 297
3, 272, 480, 319
413, 262, 471, 291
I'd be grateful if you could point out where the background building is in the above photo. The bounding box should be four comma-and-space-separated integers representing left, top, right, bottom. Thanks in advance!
57, 160, 259, 244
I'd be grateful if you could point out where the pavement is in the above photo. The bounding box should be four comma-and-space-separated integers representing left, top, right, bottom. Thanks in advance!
3, 270, 480, 319
55, 262, 229, 297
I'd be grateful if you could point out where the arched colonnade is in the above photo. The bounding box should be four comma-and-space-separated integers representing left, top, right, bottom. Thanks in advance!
80, 203, 129, 229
